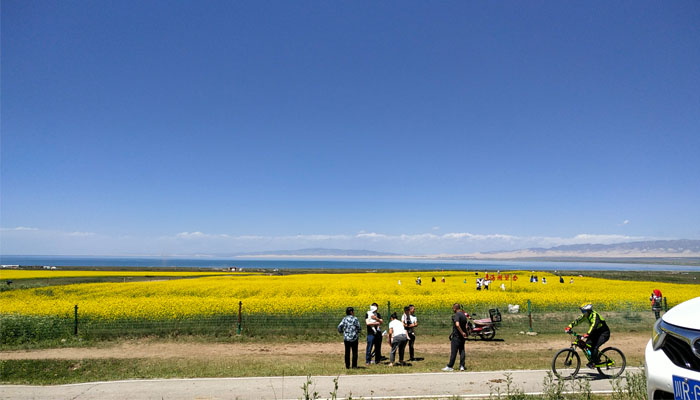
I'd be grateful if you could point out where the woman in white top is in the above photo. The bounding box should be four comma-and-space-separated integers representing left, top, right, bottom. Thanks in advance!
388, 312, 408, 366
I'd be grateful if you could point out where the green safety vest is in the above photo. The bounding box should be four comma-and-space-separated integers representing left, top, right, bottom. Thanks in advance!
568, 311, 606, 335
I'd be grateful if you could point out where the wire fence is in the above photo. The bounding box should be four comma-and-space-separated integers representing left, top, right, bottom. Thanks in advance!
1, 300, 665, 345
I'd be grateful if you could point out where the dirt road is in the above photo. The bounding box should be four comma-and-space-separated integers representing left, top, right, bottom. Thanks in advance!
0, 333, 650, 360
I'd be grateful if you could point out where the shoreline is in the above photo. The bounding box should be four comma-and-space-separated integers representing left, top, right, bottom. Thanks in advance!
3, 254, 700, 263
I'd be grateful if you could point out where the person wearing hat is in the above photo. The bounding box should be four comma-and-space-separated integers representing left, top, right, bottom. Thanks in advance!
565, 303, 610, 369
338, 306, 361, 369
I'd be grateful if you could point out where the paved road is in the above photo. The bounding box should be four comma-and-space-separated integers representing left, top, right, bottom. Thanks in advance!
1, 368, 637, 399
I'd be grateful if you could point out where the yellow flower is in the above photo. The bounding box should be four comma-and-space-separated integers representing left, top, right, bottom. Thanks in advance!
1, 271, 696, 320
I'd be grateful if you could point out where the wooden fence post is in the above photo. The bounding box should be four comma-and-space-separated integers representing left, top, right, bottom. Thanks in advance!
237, 301, 242, 334
74, 304, 79, 336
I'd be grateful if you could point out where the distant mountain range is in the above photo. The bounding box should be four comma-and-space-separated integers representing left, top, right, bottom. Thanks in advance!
469, 239, 700, 260
526, 239, 700, 254
235, 248, 399, 257
233, 240, 700, 260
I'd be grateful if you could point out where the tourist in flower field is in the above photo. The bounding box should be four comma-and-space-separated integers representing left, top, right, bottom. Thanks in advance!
402, 305, 418, 361
650, 289, 663, 319
388, 312, 408, 366
442, 303, 468, 371
565, 303, 610, 369
337, 306, 361, 369
365, 303, 384, 365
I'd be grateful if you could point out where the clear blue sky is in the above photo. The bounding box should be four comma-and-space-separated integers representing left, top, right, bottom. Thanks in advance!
2, 1, 699, 255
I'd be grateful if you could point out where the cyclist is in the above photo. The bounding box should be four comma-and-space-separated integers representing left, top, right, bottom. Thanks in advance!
565, 303, 610, 369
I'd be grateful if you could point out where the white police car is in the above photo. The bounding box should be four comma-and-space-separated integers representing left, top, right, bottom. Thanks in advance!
645, 296, 700, 399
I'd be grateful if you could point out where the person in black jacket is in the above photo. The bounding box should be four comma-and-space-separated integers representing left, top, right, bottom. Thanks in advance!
364, 303, 384, 365
442, 303, 468, 371
565, 303, 610, 369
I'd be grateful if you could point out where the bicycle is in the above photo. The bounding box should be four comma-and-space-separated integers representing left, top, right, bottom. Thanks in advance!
551, 331, 626, 379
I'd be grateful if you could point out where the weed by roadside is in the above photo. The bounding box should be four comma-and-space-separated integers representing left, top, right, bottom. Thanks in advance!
300, 375, 361, 400
488, 371, 604, 400
611, 366, 646, 400
489, 373, 531, 399
300, 374, 319, 400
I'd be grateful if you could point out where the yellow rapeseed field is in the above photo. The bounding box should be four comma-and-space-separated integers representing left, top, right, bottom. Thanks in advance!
0, 271, 697, 320
0, 270, 232, 280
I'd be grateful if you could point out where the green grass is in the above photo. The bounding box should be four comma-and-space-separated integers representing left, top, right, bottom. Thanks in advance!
0, 275, 218, 292
0, 341, 645, 385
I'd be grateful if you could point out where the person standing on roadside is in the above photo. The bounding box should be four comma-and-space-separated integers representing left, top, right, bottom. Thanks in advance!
402, 305, 418, 360
365, 303, 384, 365
442, 303, 468, 371
388, 312, 408, 366
337, 307, 361, 369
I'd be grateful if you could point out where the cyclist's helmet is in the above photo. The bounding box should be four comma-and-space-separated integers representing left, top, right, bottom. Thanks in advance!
580, 303, 593, 313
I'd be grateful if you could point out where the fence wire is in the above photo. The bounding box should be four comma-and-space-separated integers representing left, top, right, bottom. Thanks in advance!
1, 300, 662, 345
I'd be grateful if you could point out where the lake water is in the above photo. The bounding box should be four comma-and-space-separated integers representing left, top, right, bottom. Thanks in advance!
1, 255, 698, 271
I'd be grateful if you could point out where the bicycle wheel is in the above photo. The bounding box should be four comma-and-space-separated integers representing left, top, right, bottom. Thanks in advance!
596, 347, 626, 378
552, 348, 580, 379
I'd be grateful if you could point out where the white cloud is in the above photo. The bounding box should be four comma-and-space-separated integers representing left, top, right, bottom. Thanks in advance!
67, 231, 96, 237
163, 230, 648, 253
175, 231, 231, 239
533, 234, 645, 248
236, 235, 266, 240
571, 234, 640, 243
441, 232, 516, 241
176, 231, 205, 238
0, 226, 39, 231
399, 233, 439, 241
1, 226, 657, 256
355, 232, 388, 239
286, 234, 350, 241
0, 226, 95, 236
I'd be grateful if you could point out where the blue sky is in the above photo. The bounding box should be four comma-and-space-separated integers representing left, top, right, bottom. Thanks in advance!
2, 1, 699, 255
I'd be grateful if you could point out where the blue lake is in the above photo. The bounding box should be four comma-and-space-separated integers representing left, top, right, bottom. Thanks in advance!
1, 255, 698, 271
